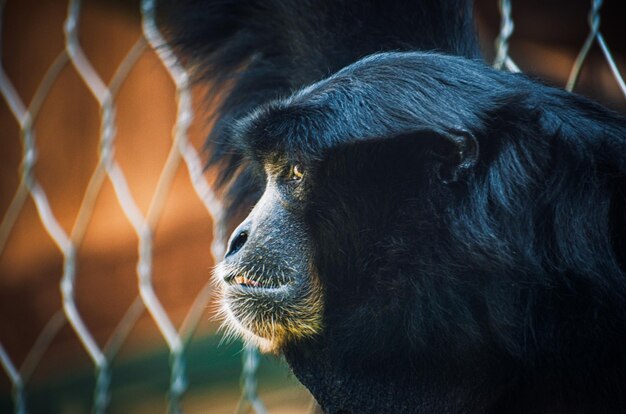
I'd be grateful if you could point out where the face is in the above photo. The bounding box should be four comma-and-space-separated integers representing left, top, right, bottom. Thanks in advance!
215, 159, 324, 352
211, 54, 485, 354
212, 120, 473, 354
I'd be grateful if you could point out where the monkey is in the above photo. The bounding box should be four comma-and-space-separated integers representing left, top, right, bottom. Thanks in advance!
166, 1, 626, 412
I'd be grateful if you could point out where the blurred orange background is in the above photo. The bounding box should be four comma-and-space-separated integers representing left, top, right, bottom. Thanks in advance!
1, 0, 624, 412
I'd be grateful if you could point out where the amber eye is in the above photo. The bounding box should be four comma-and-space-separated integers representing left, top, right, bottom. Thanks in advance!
290, 164, 304, 181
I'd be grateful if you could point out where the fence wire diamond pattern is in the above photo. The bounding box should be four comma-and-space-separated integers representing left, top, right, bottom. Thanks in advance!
1, 0, 624, 413
0, 0, 263, 412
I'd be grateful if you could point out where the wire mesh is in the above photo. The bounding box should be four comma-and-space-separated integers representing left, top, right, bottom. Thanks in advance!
493, 0, 521, 72
0, 0, 232, 412
0, 0, 625, 413
566, 0, 626, 95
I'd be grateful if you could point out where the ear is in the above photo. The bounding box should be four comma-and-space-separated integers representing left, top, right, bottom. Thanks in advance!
434, 131, 480, 184
328, 127, 481, 183
388, 128, 479, 184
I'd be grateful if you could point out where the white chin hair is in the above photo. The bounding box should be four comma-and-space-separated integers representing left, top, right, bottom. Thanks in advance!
213, 262, 277, 353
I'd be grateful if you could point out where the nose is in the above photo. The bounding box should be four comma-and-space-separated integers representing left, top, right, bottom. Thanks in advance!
225, 224, 250, 258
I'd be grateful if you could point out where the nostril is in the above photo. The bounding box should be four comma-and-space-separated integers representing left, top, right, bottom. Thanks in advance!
226, 230, 248, 258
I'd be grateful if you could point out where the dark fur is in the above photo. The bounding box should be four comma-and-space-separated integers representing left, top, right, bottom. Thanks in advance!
165, 0, 479, 224
166, 1, 626, 413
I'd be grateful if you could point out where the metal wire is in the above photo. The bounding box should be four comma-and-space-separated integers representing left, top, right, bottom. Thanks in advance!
493, 0, 521, 72
140, 1, 231, 411
0, 343, 24, 414
235, 345, 267, 414
1, 0, 73, 411
0, 0, 227, 411
2, 1, 625, 414
566, 0, 626, 97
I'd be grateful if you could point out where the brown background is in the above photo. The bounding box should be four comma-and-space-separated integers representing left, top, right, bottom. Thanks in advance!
1, 0, 624, 412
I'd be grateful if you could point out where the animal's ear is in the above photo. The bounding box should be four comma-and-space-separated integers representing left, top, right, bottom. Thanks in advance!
330, 127, 481, 184
383, 128, 480, 184
431, 131, 480, 184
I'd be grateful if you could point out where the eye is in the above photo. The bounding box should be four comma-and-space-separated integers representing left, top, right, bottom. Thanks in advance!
290, 163, 304, 182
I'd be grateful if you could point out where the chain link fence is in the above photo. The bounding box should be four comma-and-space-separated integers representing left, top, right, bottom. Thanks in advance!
1, 0, 624, 413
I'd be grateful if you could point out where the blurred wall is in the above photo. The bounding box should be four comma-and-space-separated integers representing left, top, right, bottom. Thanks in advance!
1, 0, 219, 370
1, 0, 624, 413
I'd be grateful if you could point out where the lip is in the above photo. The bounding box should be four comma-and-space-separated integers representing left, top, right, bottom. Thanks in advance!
233, 275, 261, 287
224, 281, 294, 299
223, 271, 291, 291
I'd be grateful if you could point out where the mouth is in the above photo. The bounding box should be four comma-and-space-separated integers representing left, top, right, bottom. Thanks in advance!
233, 274, 261, 288
224, 271, 288, 290
214, 262, 324, 353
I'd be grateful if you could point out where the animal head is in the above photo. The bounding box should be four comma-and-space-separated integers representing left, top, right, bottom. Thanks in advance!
214, 52, 626, 360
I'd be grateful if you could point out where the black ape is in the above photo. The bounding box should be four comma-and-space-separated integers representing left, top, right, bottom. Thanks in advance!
166, 1, 626, 413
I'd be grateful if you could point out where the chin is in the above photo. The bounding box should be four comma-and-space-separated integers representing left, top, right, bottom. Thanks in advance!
214, 260, 324, 354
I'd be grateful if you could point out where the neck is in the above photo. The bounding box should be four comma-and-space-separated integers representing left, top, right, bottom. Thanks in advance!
284, 334, 626, 414
283, 337, 504, 414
